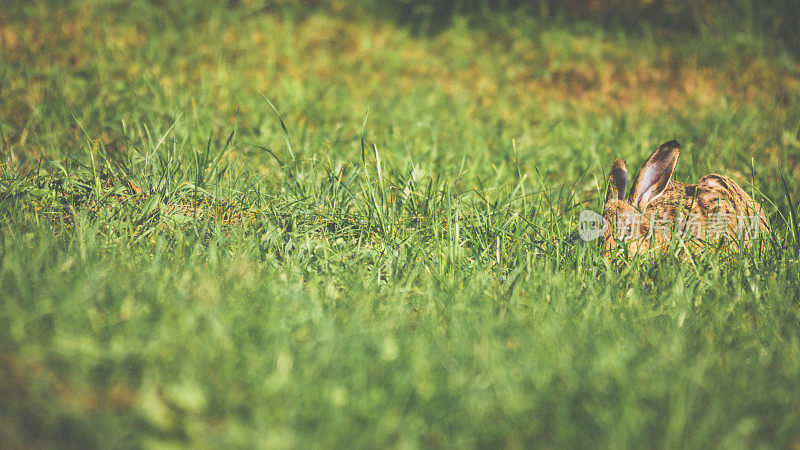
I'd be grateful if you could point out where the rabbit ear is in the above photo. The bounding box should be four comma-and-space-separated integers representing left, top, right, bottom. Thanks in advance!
606, 158, 628, 203
629, 140, 680, 210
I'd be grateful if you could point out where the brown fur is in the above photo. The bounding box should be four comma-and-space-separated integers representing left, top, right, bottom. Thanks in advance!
601, 141, 768, 253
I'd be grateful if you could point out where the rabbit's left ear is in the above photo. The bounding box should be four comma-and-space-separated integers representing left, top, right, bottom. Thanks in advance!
606, 158, 628, 203
629, 140, 680, 210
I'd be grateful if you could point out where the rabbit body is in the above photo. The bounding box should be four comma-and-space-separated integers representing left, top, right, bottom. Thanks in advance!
601, 141, 767, 252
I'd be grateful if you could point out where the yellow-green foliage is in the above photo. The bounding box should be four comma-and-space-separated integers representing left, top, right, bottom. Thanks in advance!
1, 1, 799, 448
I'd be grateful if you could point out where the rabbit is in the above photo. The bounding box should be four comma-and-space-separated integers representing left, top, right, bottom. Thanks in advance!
601, 140, 768, 253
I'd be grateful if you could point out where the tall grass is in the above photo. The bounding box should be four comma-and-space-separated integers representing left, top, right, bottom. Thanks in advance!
1, 0, 799, 447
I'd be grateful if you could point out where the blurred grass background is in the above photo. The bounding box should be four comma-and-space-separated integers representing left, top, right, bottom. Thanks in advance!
1, 0, 800, 448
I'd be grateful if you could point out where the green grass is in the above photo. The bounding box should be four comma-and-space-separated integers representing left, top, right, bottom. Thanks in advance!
2, 1, 800, 448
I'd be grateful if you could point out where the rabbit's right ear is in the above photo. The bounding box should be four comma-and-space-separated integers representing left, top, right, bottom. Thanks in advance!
629, 140, 680, 210
606, 158, 628, 203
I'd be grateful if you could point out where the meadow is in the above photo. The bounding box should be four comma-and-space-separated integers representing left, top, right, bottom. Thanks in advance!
1, 1, 800, 447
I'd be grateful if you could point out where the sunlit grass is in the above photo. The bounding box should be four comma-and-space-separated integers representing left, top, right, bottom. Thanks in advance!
1, 1, 799, 447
